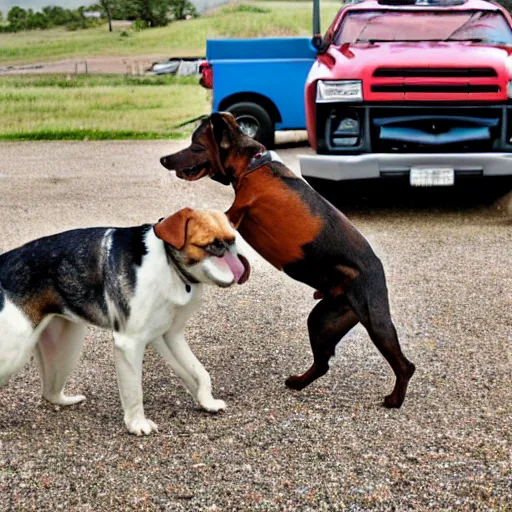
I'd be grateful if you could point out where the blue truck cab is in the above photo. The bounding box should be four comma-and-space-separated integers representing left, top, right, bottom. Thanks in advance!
201, 37, 316, 147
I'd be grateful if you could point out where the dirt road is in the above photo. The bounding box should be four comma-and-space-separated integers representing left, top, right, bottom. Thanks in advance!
0, 141, 510, 510
0, 55, 172, 76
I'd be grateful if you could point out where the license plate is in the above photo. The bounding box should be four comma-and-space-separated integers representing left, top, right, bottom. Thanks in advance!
410, 168, 455, 187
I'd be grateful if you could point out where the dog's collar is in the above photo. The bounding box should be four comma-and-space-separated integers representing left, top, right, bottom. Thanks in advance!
164, 244, 200, 288
244, 149, 273, 177
221, 149, 274, 188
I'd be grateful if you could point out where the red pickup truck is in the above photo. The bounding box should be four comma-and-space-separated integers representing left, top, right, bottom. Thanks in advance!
301, 0, 512, 186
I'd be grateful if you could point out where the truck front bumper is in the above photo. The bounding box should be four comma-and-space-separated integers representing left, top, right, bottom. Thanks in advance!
299, 153, 512, 181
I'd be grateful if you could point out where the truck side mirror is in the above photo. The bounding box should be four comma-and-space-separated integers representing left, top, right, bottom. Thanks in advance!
312, 35, 324, 51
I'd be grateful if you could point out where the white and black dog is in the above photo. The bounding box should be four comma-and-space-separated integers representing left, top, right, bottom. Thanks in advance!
0, 207, 250, 435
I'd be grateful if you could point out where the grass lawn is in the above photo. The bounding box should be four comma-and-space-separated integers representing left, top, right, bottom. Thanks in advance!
0, 75, 210, 140
0, 2, 341, 65
0, 1, 341, 140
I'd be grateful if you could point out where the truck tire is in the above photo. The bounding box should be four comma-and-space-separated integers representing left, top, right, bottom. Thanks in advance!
225, 102, 274, 148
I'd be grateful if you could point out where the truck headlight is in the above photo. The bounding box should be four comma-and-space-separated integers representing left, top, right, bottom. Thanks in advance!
508, 81, 512, 98
316, 80, 363, 102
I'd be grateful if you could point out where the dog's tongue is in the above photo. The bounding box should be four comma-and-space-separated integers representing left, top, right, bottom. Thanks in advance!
217, 252, 245, 283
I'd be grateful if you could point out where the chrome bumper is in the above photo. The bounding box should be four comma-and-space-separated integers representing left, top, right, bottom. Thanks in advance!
299, 153, 512, 181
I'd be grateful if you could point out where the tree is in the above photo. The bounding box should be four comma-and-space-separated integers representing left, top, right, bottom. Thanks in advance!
41, 6, 70, 27
117, 0, 171, 27
99, 0, 116, 32
4, 4, 98, 32
495, 0, 512, 13
169, 0, 197, 20
27, 10, 49, 30
7, 6, 28, 31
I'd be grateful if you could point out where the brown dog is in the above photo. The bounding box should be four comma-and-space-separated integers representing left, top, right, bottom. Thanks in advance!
160, 113, 415, 408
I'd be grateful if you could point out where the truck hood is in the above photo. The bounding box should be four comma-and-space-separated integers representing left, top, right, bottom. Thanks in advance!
328, 41, 512, 73
312, 41, 512, 101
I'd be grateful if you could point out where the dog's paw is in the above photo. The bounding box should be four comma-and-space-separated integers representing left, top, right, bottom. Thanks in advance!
285, 375, 307, 391
200, 399, 226, 413
45, 393, 86, 406
383, 394, 403, 409
126, 418, 158, 436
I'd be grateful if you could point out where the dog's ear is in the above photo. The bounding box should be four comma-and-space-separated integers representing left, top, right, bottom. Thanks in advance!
154, 208, 194, 250
210, 112, 231, 150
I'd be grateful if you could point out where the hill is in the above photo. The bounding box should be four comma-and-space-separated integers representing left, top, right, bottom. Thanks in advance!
0, 2, 339, 66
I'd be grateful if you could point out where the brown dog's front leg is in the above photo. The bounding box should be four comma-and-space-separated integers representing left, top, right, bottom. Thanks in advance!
285, 297, 358, 391
226, 205, 247, 230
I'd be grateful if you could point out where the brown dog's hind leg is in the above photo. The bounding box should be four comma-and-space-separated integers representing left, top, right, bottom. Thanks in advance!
346, 273, 415, 408
285, 297, 358, 391
371, 324, 415, 408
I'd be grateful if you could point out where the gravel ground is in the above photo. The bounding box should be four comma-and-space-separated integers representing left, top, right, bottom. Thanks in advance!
0, 141, 511, 511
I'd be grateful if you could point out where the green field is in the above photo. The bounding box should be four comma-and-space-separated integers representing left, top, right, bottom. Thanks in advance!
0, 75, 210, 140
0, 2, 340, 65
0, 1, 341, 140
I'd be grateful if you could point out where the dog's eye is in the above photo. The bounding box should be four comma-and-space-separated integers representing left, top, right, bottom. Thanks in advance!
214, 238, 235, 249
191, 145, 204, 153
205, 239, 229, 256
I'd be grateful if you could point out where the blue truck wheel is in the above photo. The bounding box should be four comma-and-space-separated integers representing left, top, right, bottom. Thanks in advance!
226, 102, 274, 148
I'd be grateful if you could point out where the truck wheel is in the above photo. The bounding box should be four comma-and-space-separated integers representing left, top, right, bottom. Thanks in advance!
226, 102, 274, 148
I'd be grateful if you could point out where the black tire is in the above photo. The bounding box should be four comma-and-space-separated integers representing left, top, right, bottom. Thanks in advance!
225, 102, 274, 148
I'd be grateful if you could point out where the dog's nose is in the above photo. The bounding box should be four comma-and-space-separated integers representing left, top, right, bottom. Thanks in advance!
160, 156, 168, 167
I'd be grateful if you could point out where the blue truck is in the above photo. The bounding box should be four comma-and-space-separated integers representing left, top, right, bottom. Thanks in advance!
200, 36, 316, 148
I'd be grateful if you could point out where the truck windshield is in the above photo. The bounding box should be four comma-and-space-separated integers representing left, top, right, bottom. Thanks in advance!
335, 10, 512, 44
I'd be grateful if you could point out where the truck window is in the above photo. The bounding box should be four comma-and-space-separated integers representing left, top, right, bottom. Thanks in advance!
335, 10, 512, 44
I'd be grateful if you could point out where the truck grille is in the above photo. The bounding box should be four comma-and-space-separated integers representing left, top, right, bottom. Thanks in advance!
373, 67, 497, 78
369, 67, 502, 100
372, 84, 500, 94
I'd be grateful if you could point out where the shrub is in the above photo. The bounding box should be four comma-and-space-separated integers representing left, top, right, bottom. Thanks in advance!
224, 4, 271, 14
131, 19, 149, 31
